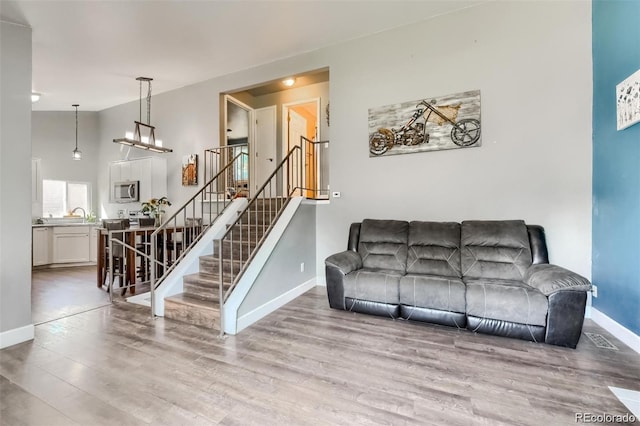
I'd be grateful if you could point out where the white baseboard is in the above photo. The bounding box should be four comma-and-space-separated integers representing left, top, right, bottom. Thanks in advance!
235, 278, 317, 333
591, 308, 640, 354
0, 324, 34, 349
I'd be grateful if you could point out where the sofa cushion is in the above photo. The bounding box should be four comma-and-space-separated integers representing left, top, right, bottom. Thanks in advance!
358, 219, 409, 273
400, 274, 466, 314
343, 269, 401, 304
461, 220, 533, 280
406, 221, 461, 278
465, 278, 548, 327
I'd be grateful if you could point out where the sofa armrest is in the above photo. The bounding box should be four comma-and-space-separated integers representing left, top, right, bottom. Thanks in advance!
525, 264, 591, 296
325, 250, 363, 275
325, 251, 362, 310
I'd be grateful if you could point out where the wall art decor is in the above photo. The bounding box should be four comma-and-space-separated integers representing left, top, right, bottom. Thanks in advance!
617, 69, 640, 131
368, 90, 481, 157
182, 154, 198, 186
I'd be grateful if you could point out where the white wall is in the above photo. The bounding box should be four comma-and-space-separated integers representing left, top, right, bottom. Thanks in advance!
320, 1, 593, 279
0, 21, 33, 345
32, 111, 101, 217
96, 1, 592, 280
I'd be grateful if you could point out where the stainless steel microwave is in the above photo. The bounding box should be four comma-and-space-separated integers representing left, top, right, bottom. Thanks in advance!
113, 181, 139, 203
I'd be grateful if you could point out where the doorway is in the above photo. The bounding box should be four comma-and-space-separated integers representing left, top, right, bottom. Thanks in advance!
283, 98, 320, 198
224, 95, 252, 196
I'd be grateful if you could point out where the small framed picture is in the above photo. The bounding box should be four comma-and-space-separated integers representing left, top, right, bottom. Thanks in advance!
182, 154, 198, 186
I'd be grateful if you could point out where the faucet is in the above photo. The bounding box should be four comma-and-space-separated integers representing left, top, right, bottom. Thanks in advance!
71, 207, 86, 222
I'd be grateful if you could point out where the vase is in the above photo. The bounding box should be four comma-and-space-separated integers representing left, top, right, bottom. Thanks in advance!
155, 213, 163, 227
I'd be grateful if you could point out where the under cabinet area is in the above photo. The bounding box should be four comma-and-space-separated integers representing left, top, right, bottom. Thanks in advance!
32, 225, 98, 267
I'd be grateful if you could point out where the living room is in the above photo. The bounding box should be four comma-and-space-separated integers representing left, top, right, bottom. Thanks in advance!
1, 0, 638, 423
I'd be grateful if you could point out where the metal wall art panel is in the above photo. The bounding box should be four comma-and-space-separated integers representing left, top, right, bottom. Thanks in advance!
368, 90, 481, 157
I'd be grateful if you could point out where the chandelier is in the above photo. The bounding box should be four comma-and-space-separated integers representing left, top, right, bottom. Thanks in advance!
113, 77, 172, 153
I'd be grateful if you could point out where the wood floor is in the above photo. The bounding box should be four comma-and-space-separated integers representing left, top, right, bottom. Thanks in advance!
2, 286, 638, 425
31, 266, 110, 325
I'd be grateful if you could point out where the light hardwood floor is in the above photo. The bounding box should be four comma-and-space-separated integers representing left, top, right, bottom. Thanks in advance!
2, 286, 638, 425
31, 266, 110, 325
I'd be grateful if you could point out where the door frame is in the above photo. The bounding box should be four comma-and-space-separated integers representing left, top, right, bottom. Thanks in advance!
253, 105, 277, 195
282, 98, 321, 196
223, 95, 254, 194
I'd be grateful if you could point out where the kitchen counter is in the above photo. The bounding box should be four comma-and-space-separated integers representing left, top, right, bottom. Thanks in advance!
33, 222, 98, 228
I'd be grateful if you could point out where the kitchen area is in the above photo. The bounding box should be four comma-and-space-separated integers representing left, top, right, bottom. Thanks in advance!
30, 109, 171, 324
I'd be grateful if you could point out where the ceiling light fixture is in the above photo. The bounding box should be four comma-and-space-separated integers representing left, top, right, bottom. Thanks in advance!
113, 77, 172, 153
72, 104, 82, 160
31, 92, 41, 103
282, 78, 296, 87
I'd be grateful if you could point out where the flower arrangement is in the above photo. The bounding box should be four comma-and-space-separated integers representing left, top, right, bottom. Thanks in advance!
141, 196, 171, 217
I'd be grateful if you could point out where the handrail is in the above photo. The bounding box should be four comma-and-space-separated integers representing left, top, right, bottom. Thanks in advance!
300, 136, 330, 200
204, 143, 249, 195
214, 145, 303, 336
147, 150, 249, 315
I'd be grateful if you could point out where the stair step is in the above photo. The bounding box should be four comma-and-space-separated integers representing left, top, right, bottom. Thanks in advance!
183, 272, 231, 301
199, 255, 243, 275
164, 293, 220, 329
251, 197, 286, 208
213, 239, 257, 261
236, 208, 278, 224
223, 225, 268, 243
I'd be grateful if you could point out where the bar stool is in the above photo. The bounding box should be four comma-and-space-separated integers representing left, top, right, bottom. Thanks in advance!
103, 220, 128, 295
165, 218, 202, 265
137, 217, 156, 282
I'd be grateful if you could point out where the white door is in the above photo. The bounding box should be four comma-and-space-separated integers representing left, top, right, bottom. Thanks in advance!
254, 106, 277, 195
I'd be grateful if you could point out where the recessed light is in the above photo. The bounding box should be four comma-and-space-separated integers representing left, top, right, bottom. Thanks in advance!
31, 92, 41, 103
282, 78, 296, 87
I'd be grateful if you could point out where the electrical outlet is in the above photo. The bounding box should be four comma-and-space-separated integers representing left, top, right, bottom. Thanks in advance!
300, 262, 305, 272
592, 285, 598, 298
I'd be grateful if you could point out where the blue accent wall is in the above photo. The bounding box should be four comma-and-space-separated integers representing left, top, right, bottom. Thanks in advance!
592, 0, 640, 335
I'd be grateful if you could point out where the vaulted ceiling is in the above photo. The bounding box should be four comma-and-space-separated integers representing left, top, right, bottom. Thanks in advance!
1, 1, 483, 111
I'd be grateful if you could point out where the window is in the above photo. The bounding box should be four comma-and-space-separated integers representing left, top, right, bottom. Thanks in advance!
42, 180, 91, 217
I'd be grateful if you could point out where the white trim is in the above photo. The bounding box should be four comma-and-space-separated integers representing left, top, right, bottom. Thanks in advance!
0, 324, 34, 349
591, 308, 640, 354
609, 387, 640, 418
235, 278, 317, 333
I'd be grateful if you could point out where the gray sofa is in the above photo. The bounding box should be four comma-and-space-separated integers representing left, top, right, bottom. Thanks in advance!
325, 219, 592, 348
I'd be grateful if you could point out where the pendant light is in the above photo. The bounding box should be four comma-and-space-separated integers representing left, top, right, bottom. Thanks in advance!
113, 76, 172, 153
72, 104, 82, 160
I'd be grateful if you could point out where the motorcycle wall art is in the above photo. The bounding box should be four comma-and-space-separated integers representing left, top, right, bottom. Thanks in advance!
368, 90, 481, 157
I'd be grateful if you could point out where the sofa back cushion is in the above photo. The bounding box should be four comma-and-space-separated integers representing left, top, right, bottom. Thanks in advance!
461, 220, 532, 280
406, 221, 461, 277
358, 219, 409, 273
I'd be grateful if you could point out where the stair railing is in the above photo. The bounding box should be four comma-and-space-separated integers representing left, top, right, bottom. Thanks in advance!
204, 143, 249, 196
148, 150, 249, 315
215, 145, 302, 336
301, 136, 330, 200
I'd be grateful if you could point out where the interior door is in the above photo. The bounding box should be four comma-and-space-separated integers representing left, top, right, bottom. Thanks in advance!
254, 106, 277, 196
288, 109, 307, 196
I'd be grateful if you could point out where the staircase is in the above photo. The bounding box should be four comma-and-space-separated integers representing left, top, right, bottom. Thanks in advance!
163, 199, 279, 331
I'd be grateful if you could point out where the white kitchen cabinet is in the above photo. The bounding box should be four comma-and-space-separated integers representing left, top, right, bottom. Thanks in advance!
90, 226, 98, 263
109, 157, 167, 203
32, 227, 52, 266
52, 226, 91, 263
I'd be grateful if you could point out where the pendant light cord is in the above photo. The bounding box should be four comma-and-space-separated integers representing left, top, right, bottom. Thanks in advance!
75, 105, 78, 150
146, 80, 152, 125
138, 78, 152, 125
